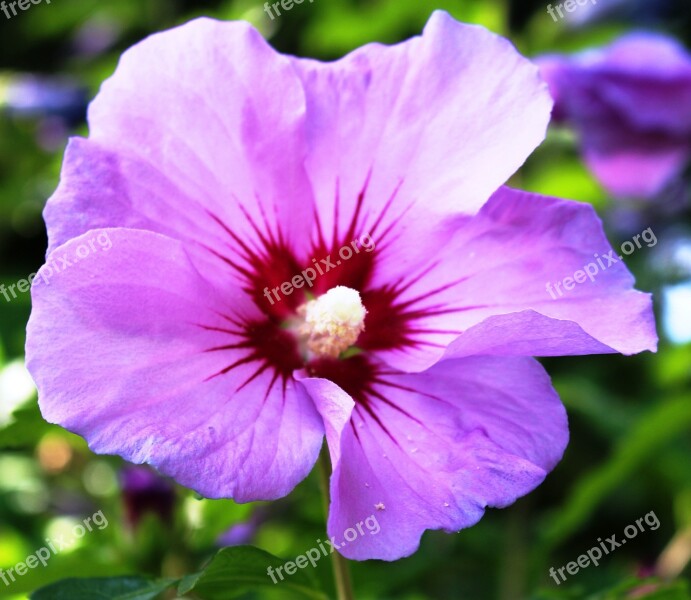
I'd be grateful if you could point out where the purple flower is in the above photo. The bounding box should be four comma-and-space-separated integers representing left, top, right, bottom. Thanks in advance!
217, 522, 257, 547
538, 34, 691, 198
26, 12, 656, 560
121, 465, 176, 529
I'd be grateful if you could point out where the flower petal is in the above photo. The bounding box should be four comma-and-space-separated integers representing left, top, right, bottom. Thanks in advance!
584, 141, 690, 199
298, 356, 567, 560
46, 18, 314, 257
290, 9, 551, 243
26, 229, 324, 501
367, 187, 657, 372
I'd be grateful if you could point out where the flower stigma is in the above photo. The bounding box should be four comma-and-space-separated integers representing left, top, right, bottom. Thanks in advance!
299, 286, 367, 359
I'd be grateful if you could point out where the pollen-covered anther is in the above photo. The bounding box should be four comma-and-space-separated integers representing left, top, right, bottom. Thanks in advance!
301, 286, 367, 359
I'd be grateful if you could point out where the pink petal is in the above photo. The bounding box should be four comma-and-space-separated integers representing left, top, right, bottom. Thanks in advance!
584, 143, 691, 199
291, 9, 552, 247
369, 187, 657, 372
26, 229, 324, 501
46, 18, 315, 258
298, 356, 567, 560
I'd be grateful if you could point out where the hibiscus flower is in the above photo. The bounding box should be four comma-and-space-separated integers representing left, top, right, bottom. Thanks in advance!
538, 33, 691, 199
26, 11, 657, 561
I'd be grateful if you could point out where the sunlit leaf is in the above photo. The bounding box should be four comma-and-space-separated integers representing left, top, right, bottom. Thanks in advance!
541, 395, 691, 549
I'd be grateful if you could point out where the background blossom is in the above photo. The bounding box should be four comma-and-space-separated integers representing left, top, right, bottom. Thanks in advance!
538, 33, 691, 198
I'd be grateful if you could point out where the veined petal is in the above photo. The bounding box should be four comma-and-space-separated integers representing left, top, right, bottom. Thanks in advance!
46, 18, 315, 258
290, 9, 552, 248
26, 229, 324, 501
298, 356, 567, 560
365, 187, 657, 372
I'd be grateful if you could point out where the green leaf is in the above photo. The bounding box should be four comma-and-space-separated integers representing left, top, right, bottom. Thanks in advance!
29, 576, 176, 600
178, 546, 328, 600
540, 395, 691, 550
0, 403, 53, 448
533, 578, 691, 600
593, 577, 690, 600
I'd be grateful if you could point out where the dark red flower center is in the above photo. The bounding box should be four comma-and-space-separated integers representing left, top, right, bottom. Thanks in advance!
199, 179, 454, 404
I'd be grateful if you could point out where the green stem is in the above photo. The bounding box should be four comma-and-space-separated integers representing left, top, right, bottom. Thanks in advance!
318, 447, 355, 600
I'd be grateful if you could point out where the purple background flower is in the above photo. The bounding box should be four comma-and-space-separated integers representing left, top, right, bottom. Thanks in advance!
538, 34, 691, 198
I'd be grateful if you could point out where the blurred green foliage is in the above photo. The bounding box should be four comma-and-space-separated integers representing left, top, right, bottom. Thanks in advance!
0, 0, 690, 599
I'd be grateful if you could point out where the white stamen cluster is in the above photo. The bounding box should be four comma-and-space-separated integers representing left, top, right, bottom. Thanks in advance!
301, 286, 367, 358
